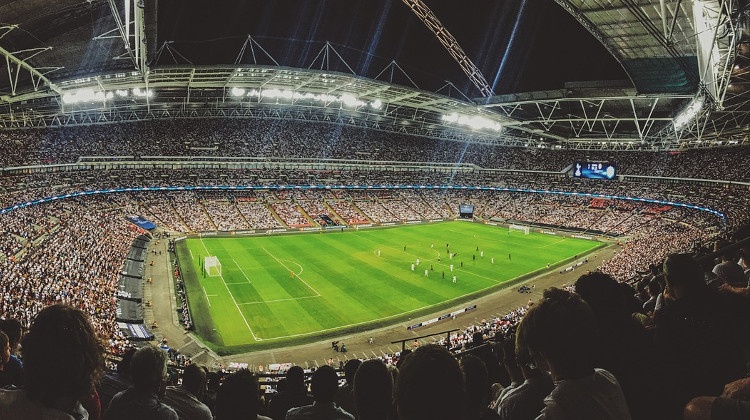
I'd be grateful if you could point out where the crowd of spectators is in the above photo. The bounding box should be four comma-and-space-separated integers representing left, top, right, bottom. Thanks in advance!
0, 197, 142, 355
3, 227, 748, 419
2, 118, 750, 182
0, 174, 732, 286
0, 119, 749, 418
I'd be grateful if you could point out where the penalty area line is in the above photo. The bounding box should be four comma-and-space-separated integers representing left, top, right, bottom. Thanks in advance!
199, 238, 261, 340
232, 259, 252, 284
262, 247, 320, 297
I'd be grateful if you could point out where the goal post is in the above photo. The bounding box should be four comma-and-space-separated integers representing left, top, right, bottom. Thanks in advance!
508, 224, 530, 235
204, 256, 222, 277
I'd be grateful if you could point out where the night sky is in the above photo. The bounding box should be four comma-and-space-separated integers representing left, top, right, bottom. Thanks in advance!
156, 0, 627, 97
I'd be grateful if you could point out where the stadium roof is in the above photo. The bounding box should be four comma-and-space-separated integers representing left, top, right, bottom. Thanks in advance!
0, 0, 748, 150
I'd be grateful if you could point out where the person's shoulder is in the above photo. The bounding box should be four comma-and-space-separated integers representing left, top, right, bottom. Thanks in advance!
158, 402, 179, 420
592, 368, 620, 384
284, 404, 306, 418
0, 387, 23, 404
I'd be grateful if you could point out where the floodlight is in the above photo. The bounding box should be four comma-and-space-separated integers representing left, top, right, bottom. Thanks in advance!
673, 96, 704, 130
230, 87, 245, 97
61, 89, 107, 104
370, 99, 383, 109
442, 112, 501, 131
279, 90, 294, 99
340, 93, 358, 107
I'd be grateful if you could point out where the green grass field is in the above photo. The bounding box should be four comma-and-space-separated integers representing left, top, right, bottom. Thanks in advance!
177, 221, 603, 354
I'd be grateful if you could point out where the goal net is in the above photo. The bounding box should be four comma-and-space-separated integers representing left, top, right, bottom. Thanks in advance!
509, 224, 530, 235
204, 256, 222, 277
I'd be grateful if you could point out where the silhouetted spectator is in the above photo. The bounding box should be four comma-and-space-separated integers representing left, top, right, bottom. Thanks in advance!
492, 333, 523, 411
496, 345, 552, 420
104, 345, 178, 420
460, 354, 501, 419
334, 359, 361, 418
214, 369, 270, 420
267, 366, 313, 420
98, 347, 136, 412
0, 331, 22, 388
575, 272, 665, 419
0, 318, 23, 387
516, 288, 631, 419
0, 304, 105, 419
353, 359, 392, 420
654, 254, 746, 418
163, 364, 212, 420
395, 344, 464, 420
286, 365, 354, 419
684, 377, 750, 420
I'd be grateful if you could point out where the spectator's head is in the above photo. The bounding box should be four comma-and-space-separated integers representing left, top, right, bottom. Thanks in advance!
182, 364, 208, 399
21, 304, 104, 408
343, 358, 362, 386
214, 369, 260, 420
500, 332, 523, 383
712, 261, 746, 285
516, 287, 596, 381
395, 344, 464, 420
285, 365, 306, 393
648, 276, 664, 297
713, 240, 733, 261
116, 347, 136, 377
460, 355, 492, 415
396, 349, 411, 369
310, 365, 339, 404
0, 331, 9, 366
353, 359, 392, 420
130, 345, 168, 395
663, 253, 706, 300
0, 318, 23, 353
575, 271, 625, 319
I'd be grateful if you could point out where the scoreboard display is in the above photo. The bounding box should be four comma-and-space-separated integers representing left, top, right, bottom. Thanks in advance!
459, 204, 474, 214
573, 162, 617, 180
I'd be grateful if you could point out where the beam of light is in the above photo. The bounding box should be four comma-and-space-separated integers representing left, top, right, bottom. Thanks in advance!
361, 1, 392, 75
492, 0, 528, 91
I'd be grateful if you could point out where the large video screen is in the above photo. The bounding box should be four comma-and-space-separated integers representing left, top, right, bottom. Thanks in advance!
573, 162, 617, 180
459, 204, 474, 214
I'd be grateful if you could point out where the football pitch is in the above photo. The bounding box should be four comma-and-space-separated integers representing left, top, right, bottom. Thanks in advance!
176, 222, 603, 354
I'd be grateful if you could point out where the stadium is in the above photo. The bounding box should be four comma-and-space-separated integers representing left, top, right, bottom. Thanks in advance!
0, 0, 749, 419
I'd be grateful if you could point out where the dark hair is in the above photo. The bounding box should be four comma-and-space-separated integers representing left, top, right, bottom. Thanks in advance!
395, 344, 464, 420
516, 288, 596, 378
460, 355, 491, 412
663, 253, 706, 296
311, 365, 339, 403
0, 318, 22, 349
353, 359, 392, 420
130, 345, 167, 393
22, 304, 104, 406
575, 271, 625, 319
343, 358, 362, 385
116, 347, 137, 376
215, 369, 259, 420
0, 331, 8, 353
285, 365, 306, 392
182, 364, 208, 398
